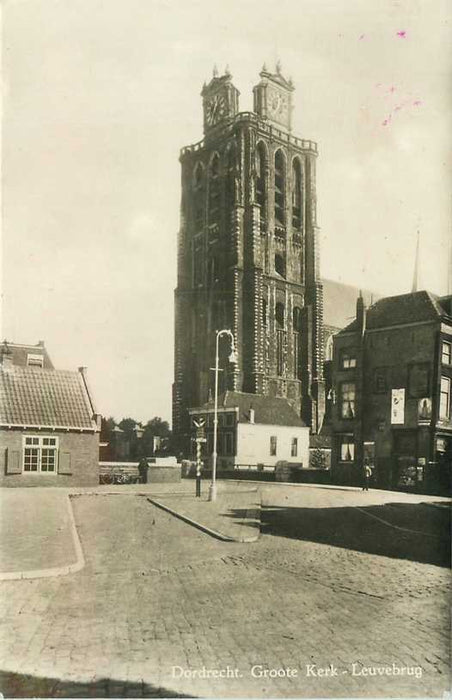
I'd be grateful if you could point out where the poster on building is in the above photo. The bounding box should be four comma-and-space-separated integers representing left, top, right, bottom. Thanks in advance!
391, 388, 406, 425
418, 397, 432, 423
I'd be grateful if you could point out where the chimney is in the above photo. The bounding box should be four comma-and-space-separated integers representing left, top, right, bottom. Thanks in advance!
356, 291, 367, 336
249, 406, 255, 424
1, 341, 13, 367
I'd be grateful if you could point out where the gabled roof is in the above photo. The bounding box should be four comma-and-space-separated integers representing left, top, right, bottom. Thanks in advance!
193, 391, 306, 428
338, 290, 450, 335
0, 365, 98, 431
0, 341, 54, 369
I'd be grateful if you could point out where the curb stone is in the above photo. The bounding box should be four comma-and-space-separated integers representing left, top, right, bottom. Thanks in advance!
147, 496, 261, 543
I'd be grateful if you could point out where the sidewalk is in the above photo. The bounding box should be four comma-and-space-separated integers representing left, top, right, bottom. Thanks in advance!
0, 489, 83, 579
149, 484, 261, 542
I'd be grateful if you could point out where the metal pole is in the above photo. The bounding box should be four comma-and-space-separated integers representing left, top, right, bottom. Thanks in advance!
209, 331, 221, 502
196, 440, 202, 497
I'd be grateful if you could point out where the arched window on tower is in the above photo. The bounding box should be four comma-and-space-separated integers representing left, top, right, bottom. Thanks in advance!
193, 162, 205, 229
225, 144, 236, 215
275, 253, 286, 278
292, 158, 302, 230
208, 153, 221, 228
262, 298, 268, 329
256, 142, 266, 219
293, 306, 302, 379
274, 150, 286, 227
275, 302, 285, 376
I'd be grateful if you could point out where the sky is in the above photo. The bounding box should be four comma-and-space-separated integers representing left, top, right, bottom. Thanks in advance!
2, 0, 451, 424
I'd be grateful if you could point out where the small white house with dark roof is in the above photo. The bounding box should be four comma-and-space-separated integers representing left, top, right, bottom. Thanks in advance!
0, 341, 100, 487
189, 390, 310, 470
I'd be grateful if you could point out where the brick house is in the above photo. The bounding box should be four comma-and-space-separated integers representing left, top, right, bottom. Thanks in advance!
0, 342, 100, 487
331, 292, 452, 492
189, 390, 310, 470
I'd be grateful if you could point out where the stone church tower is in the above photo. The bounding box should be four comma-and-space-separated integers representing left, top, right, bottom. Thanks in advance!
173, 65, 325, 453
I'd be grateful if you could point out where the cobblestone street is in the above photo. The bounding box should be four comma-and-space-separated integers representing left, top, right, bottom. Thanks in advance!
0, 485, 449, 698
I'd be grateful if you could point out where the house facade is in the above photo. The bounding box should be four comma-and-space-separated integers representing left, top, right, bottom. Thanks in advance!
0, 342, 100, 487
189, 390, 310, 470
331, 292, 452, 492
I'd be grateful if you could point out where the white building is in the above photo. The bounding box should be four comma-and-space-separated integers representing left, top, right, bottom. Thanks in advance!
189, 391, 309, 470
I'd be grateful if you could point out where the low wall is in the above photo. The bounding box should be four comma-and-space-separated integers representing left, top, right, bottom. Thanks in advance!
99, 461, 181, 484
147, 465, 181, 483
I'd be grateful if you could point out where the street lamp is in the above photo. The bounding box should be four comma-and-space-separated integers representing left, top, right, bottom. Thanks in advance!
209, 329, 237, 502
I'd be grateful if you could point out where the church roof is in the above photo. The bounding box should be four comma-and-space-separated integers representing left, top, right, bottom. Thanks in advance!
0, 364, 98, 431
194, 391, 306, 427
322, 278, 380, 330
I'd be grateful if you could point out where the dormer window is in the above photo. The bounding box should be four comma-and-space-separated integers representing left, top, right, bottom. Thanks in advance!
27, 353, 44, 368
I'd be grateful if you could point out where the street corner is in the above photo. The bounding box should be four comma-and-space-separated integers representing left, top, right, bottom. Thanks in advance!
0, 489, 84, 580
147, 486, 262, 543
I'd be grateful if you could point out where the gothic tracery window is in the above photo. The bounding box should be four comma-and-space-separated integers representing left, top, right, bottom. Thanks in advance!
276, 302, 285, 376
193, 162, 205, 229
225, 144, 236, 214
292, 158, 302, 230
208, 153, 221, 227
274, 149, 286, 226
256, 142, 267, 216
293, 306, 302, 379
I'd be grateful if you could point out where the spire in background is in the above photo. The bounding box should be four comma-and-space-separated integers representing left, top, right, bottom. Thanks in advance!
448, 236, 452, 295
411, 230, 421, 293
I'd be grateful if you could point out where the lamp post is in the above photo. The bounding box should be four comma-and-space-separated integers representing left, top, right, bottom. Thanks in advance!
209, 329, 237, 502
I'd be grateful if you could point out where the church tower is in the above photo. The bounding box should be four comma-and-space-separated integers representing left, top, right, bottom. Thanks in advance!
173, 64, 325, 453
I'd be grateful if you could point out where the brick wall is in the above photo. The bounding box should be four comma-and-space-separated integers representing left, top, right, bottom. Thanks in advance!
0, 429, 99, 487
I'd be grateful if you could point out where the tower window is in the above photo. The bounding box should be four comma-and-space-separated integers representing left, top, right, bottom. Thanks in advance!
274, 149, 286, 226
193, 162, 204, 189
256, 142, 267, 216
208, 153, 221, 226
275, 253, 285, 278
293, 306, 302, 379
209, 256, 219, 286
193, 162, 205, 229
225, 144, 236, 213
275, 302, 285, 329
262, 298, 268, 329
276, 302, 285, 376
292, 158, 302, 230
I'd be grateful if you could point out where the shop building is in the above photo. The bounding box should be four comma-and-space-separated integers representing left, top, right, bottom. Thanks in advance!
331, 291, 452, 492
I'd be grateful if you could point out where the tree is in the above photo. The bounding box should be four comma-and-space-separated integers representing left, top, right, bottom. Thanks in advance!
140, 417, 172, 457
100, 416, 116, 443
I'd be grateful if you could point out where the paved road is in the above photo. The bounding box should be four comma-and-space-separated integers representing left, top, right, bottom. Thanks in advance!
0, 485, 449, 698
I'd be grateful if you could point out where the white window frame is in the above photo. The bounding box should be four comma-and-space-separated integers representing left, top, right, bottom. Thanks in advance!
27, 353, 44, 368
23, 436, 59, 473
441, 341, 451, 366
340, 436, 355, 462
440, 377, 451, 420
341, 350, 357, 369
291, 437, 298, 457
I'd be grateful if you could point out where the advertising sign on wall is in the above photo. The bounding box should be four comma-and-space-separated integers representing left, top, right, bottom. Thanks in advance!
418, 398, 432, 423
391, 388, 405, 425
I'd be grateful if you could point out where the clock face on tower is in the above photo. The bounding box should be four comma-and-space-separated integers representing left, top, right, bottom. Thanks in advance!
269, 89, 289, 122
206, 94, 227, 126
